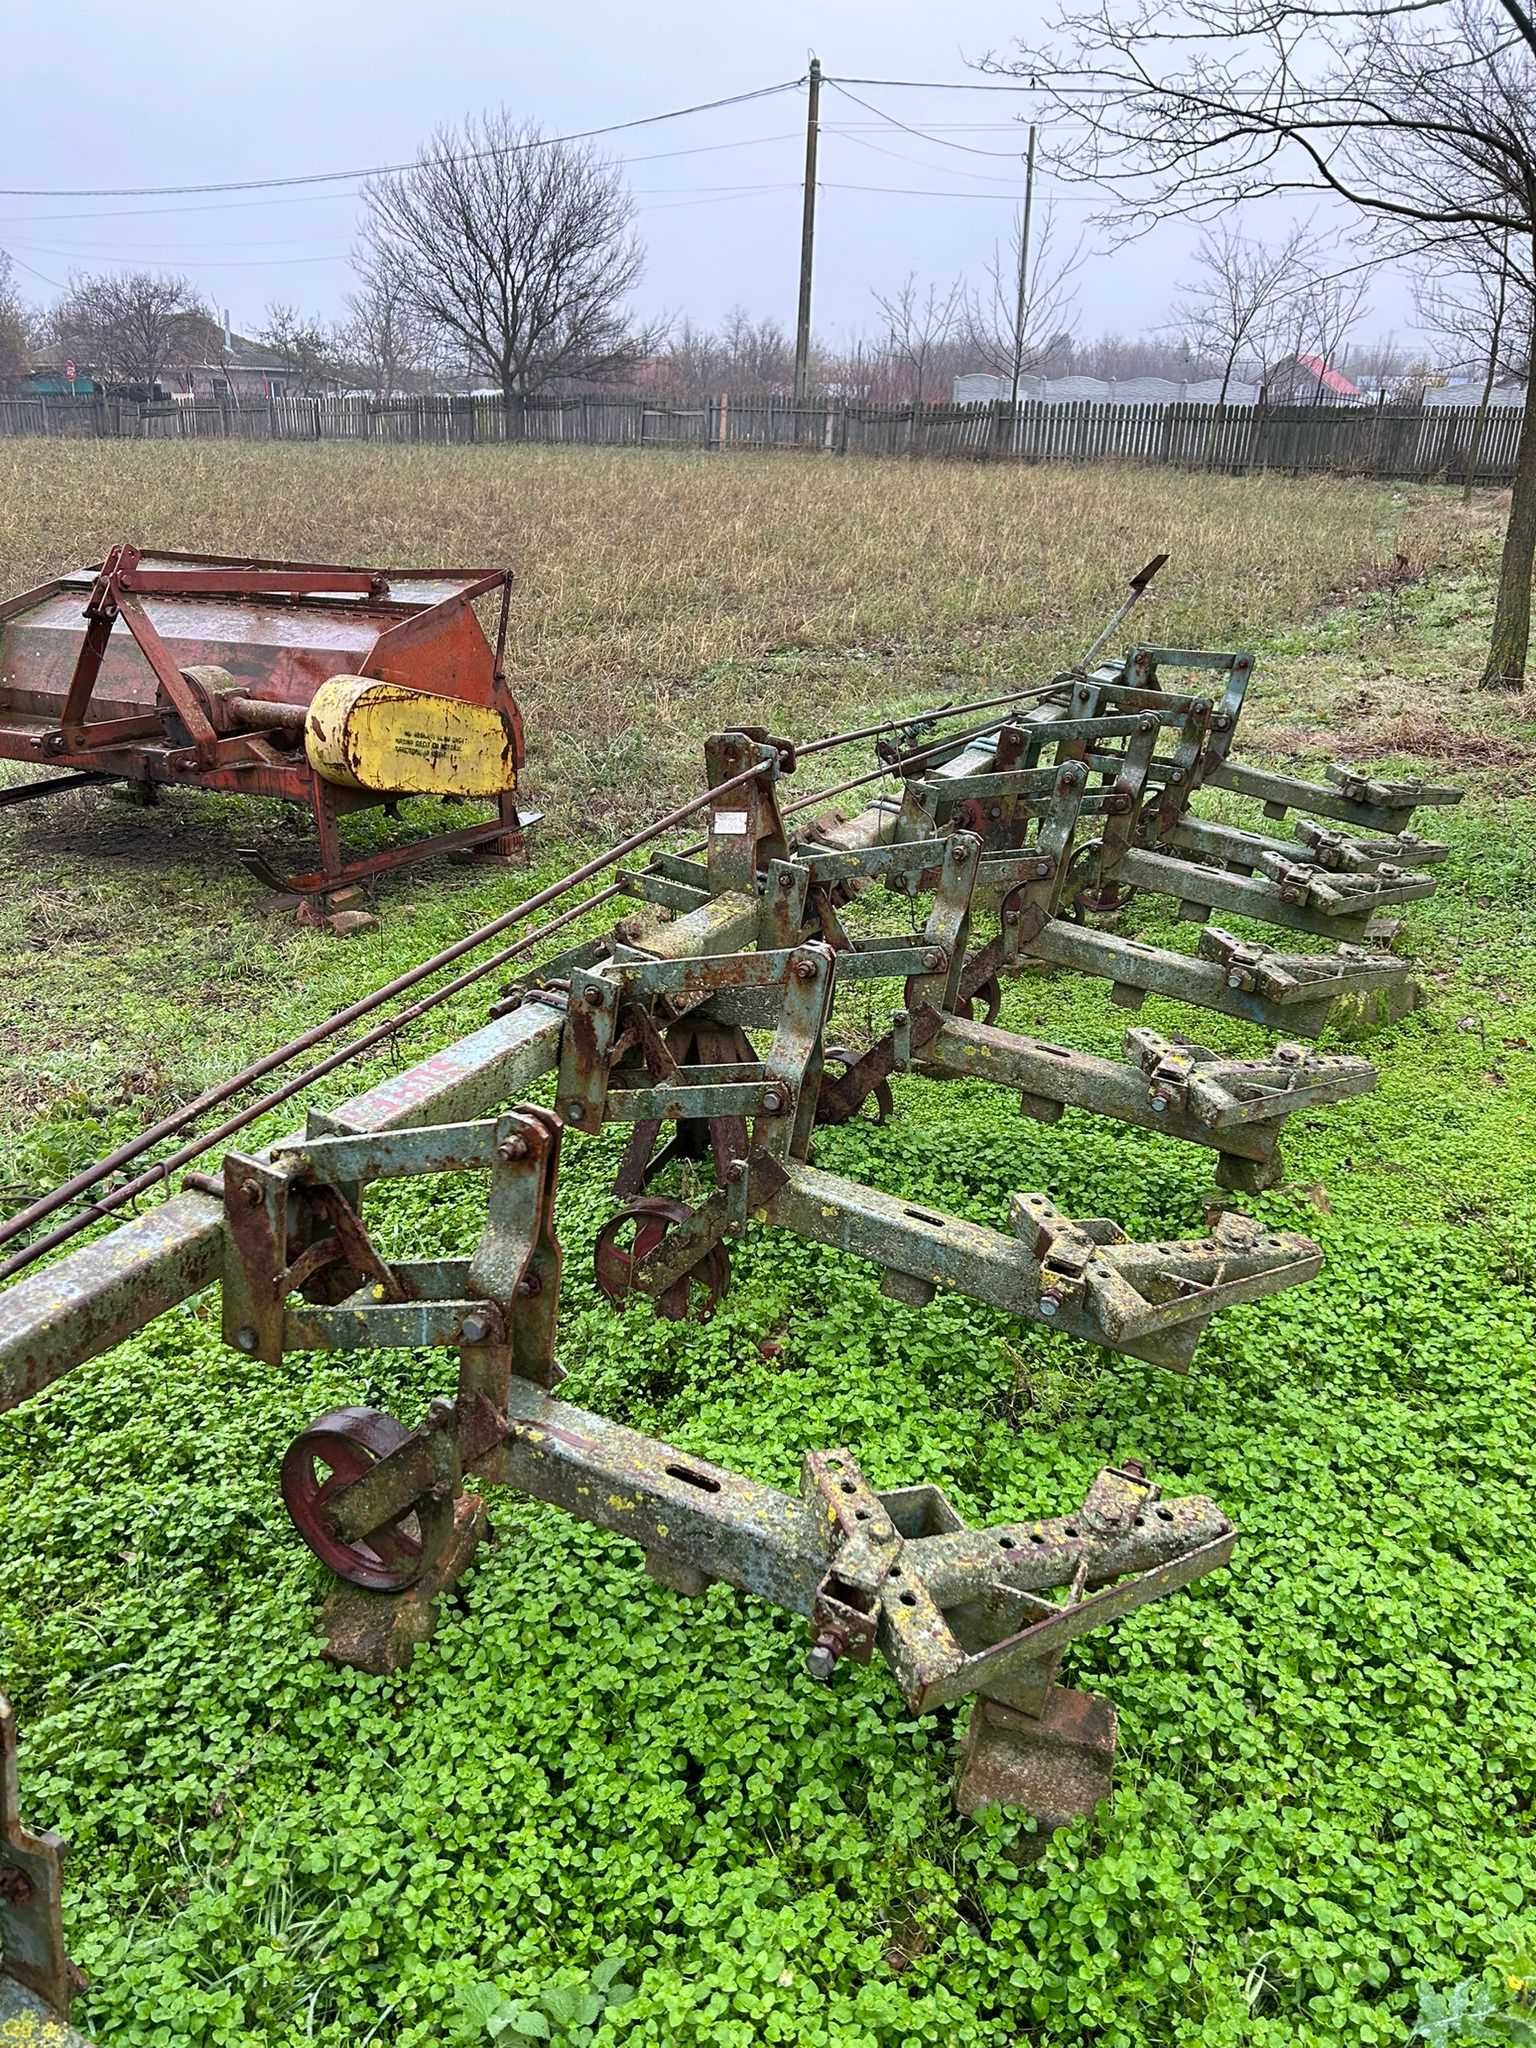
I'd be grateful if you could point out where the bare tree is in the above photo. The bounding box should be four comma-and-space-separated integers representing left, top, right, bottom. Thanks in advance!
1418, 237, 1532, 497
1175, 221, 1322, 402
721, 308, 797, 392
258, 302, 347, 396
963, 204, 1083, 396
1302, 268, 1373, 401
51, 270, 214, 394
992, 0, 1536, 686
0, 254, 28, 382
872, 273, 964, 402
343, 262, 432, 398
362, 110, 661, 408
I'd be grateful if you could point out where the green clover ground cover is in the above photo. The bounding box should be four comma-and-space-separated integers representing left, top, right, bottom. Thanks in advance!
3, 567, 1536, 2046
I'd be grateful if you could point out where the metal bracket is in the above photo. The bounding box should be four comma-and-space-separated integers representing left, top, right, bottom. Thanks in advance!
1, 1696, 84, 2025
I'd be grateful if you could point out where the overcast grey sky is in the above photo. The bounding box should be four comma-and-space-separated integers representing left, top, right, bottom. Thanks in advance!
2, 0, 1415, 355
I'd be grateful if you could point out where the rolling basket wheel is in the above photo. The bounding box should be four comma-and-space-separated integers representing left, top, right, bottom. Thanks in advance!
593, 1196, 731, 1323
280, 1406, 449, 1592
824, 1047, 895, 1124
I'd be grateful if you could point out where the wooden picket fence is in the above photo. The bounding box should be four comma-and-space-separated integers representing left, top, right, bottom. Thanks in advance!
0, 389, 1522, 484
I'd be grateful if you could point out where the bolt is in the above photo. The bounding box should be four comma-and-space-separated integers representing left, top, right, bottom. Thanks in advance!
235, 1325, 258, 1353
1039, 1294, 1060, 1318
1226, 972, 1243, 990
1004, 908, 1020, 924
240, 1177, 263, 1207
428, 1396, 457, 1428
584, 984, 606, 1007
1036, 861, 1054, 880
805, 1631, 844, 1682
794, 955, 818, 981
761, 1089, 785, 1113
989, 804, 1002, 819
1170, 768, 1185, 784
924, 949, 943, 970
460, 1315, 491, 1344
778, 871, 794, 890
565, 1102, 586, 1123
953, 841, 971, 862
499, 1134, 529, 1161
1150, 1093, 1169, 1114
1123, 1457, 1147, 1479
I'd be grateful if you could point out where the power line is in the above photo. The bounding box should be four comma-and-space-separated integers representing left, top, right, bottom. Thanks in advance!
9, 182, 800, 255
0, 132, 806, 227
827, 127, 1031, 186
5, 250, 65, 289
5, 184, 802, 274
819, 180, 1101, 203
11, 244, 347, 268
824, 74, 1078, 93
0, 78, 806, 199
826, 80, 1038, 158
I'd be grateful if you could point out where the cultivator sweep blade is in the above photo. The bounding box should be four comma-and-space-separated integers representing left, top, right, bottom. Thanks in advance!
0, 546, 535, 895
0, 555, 1465, 1844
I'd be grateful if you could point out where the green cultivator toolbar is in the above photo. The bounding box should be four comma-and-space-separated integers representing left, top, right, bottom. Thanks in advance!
0, 560, 1462, 2033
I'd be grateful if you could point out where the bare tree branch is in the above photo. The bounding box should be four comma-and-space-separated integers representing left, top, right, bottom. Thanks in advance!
871, 273, 965, 401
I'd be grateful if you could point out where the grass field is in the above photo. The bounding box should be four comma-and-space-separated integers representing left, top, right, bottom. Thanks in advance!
0, 442, 1534, 2048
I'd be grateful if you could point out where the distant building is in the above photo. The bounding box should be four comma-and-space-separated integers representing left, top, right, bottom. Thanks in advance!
5, 319, 340, 404
953, 358, 1371, 406
171, 330, 302, 403
12, 359, 101, 397
953, 371, 1262, 405
1264, 354, 1363, 402
1422, 380, 1526, 407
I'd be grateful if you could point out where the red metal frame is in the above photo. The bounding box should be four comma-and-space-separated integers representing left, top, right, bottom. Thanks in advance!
0, 546, 530, 898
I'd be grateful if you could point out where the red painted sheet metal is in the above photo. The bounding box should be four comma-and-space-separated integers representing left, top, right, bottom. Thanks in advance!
0, 551, 503, 721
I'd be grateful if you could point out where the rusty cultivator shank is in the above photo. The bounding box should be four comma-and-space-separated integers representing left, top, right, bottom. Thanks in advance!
0, 547, 535, 895
0, 565, 1463, 2030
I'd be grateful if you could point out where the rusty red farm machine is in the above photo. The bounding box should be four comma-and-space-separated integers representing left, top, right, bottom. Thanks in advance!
0, 546, 533, 895
0, 561, 1461, 2033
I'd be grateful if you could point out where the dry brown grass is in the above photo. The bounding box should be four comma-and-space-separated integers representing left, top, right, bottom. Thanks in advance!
0, 439, 1475, 832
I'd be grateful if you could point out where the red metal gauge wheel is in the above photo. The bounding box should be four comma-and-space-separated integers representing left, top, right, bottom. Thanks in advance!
824, 1047, 895, 1125
594, 1197, 731, 1322
280, 1406, 446, 1592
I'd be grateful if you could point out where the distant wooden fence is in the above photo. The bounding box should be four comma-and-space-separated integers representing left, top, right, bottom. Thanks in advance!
0, 389, 1522, 484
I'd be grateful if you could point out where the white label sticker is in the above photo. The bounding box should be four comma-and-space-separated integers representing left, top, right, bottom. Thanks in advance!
714, 811, 750, 835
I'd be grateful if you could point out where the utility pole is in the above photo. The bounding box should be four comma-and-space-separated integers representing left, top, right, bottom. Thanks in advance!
793, 56, 822, 411
1007, 124, 1039, 451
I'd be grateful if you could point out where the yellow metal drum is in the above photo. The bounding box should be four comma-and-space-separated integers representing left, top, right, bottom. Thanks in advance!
305, 676, 518, 797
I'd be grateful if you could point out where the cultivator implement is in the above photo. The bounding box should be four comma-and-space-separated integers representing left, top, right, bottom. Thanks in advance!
0, 547, 535, 895
0, 558, 1464, 1848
